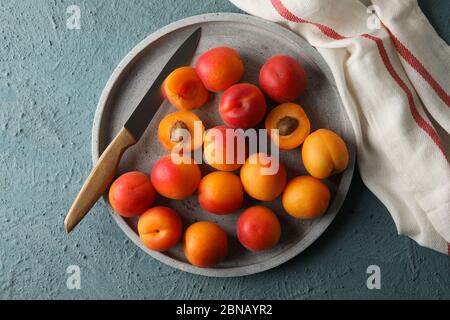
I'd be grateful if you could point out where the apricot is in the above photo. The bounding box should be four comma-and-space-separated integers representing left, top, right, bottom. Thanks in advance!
109, 171, 156, 218
219, 83, 267, 129
195, 47, 244, 92
240, 153, 287, 201
302, 129, 349, 179
265, 103, 311, 150
259, 55, 308, 103
150, 155, 201, 200
198, 171, 244, 215
237, 206, 281, 251
163, 67, 208, 110
282, 176, 330, 219
138, 206, 182, 252
203, 126, 243, 171
184, 221, 228, 268
158, 111, 204, 151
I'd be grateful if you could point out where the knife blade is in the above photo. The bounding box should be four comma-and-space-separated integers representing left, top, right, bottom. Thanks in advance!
64, 27, 202, 233
125, 27, 202, 140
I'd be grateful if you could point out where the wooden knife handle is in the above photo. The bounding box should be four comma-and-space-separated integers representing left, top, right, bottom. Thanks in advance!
64, 127, 136, 233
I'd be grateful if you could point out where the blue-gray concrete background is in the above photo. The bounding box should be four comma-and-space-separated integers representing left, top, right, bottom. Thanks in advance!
0, 0, 449, 299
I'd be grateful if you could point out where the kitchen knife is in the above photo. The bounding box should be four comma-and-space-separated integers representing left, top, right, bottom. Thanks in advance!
64, 27, 202, 233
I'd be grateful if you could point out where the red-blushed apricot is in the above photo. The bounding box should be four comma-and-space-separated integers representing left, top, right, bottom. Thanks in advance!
237, 206, 281, 251
259, 55, 308, 103
138, 206, 182, 252
158, 111, 204, 151
265, 103, 311, 150
302, 129, 349, 179
109, 171, 156, 218
195, 47, 244, 92
198, 171, 243, 215
203, 126, 244, 171
150, 155, 201, 200
184, 221, 228, 268
282, 176, 330, 219
240, 153, 287, 201
163, 67, 208, 110
219, 83, 267, 129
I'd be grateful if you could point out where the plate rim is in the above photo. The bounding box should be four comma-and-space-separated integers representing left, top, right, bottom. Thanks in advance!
91, 12, 356, 277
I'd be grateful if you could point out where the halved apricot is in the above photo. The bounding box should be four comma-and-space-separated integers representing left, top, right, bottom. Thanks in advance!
163, 67, 209, 110
158, 111, 204, 151
265, 103, 311, 150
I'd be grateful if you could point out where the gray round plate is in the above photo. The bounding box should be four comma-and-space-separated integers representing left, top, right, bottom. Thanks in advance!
92, 13, 355, 277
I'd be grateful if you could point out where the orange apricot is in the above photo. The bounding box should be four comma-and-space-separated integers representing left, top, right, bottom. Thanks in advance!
138, 206, 182, 252
184, 221, 228, 268
109, 171, 156, 218
163, 67, 208, 110
150, 155, 201, 200
302, 129, 349, 179
282, 176, 330, 219
158, 111, 204, 151
195, 47, 244, 92
219, 83, 267, 129
237, 206, 281, 251
259, 55, 308, 103
203, 126, 244, 171
240, 153, 287, 201
265, 103, 311, 150
198, 171, 244, 215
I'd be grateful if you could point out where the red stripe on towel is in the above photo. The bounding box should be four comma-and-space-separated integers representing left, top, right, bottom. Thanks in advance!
385, 29, 450, 108
271, 0, 347, 40
362, 34, 447, 159
271, 0, 448, 160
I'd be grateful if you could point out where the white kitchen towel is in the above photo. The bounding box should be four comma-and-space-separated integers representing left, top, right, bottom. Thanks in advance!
229, 0, 450, 254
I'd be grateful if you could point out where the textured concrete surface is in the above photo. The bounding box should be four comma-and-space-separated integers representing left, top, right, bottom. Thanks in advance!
0, 0, 448, 299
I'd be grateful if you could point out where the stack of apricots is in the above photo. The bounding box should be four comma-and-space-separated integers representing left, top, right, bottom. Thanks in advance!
108, 47, 349, 268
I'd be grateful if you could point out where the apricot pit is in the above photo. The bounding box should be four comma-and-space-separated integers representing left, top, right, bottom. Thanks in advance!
277, 116, 299, 136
